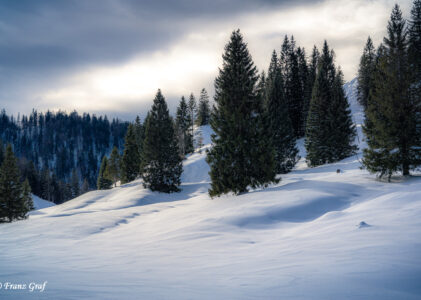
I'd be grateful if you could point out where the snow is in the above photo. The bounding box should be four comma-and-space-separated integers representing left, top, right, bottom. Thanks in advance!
31, 195, 55, 210
1, 82, 421, 299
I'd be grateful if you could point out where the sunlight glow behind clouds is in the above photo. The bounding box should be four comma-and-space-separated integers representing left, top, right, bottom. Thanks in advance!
37, 0, 411, 119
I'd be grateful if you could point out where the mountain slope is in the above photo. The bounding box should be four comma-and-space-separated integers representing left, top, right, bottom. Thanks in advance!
0, 82, 421, 299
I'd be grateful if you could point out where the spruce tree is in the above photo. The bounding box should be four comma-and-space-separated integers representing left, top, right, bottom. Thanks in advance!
81, 178, 90, 194
281, 36, 305, 137
409, 0, 421, 74
265, 50, 299, 173
357, 37, 376, 109
120, 124, 141, 184
97, 156, 112, 190
134, 116, 144, 155
196, 88, 211, 126
329, 69, 358, 160
0, 144, 29, 222
363, 5, 421, 179
188, 93, 196, 141
22, 179, 34, 212
141, 89, 183, 193
207, 30, 277, 196
107, 146, 121, 187
70, 168, 80, 198
305, 41, 357, 166
175, 96, 194, 156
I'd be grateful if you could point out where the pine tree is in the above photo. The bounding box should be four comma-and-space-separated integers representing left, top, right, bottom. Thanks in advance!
141, 90, 183, 193
363, 5, 421, 179
305, 41, 357, 166
409, 0, 421, 74
120, 124, 141, 184
107, 147, 121, 187
70, 168, 80, 198
265, 50, 299, 173
329, 69, 358, 160
134, 116, 144, 155
22, 179, 34, 212
0, 145, 29, 222
175, 96, 194, 156
97, 156, 112, 190
357, 36, 376, 109
81, 178, 90, 194
207, 30, 277, 196
196, 88, 211, 126
188, 93, 196, 142
281, 35, 306, 137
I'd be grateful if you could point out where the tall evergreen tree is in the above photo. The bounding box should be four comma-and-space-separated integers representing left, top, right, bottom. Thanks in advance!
305, 41, 357, 166
175, 96, 194, 156
188, 93, 197, 141
22, 179, 34, 212
357, 36, 376, 109
97, 156, 112, 190
0, 145, 30, 222
281, 35, 306, 137
120, 124, 141, 184
265, 50, 299, 173
409, 0, 421, 74
107, 147, 121, 187
141, 90, 183, 193
70, 168, 80, 198
196, 88, 211, 126
134, 115, 144, 155
363, 5, 421, 179
207, 30, 277, 196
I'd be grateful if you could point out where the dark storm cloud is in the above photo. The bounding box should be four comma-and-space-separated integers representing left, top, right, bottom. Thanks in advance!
0, 0, 319, 116
0, 0, 317, 72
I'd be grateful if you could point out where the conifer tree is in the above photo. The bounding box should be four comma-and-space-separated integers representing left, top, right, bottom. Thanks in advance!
134, 116, 144, 155
363, 5, 421, 179
0, 145, 29, 222
281, 35, 306, 137
22, 179, 34, 212
196, 88, 211, 126
97, 156, 112, 189
305, 41, 357, 166
70, 168, 80, 198
120, 124, 141, 184
409, 0, 421, 74
141, 90, 183, 193
357, 37, 376, 109
175, 96, 194, 156
81, 178, 90, 194
107, 147, 121, 187
330, 69, 358, 160
207, 30, 277, 196
265, 50, 299, 173
188, 93, 196, 140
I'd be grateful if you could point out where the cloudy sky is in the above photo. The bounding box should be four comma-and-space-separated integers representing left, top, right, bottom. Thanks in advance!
0, 0, 413, 120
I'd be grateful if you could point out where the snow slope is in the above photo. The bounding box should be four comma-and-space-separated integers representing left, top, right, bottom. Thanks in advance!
1, 82, 421, 299
31, 195, 55, 211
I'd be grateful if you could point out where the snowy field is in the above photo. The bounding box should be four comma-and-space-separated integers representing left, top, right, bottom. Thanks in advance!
0, 83, 421, 299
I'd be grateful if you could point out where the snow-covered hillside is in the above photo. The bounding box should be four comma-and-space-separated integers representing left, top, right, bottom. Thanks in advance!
1, 82, 421, 299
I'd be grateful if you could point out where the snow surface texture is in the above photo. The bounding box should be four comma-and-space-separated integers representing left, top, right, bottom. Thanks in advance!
1, 80, 421, 299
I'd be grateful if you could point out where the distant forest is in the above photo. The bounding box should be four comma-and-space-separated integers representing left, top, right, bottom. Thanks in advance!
0, 109, 128, 203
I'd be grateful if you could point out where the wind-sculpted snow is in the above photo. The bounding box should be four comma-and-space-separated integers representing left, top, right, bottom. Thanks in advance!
1, 86, 421, 299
